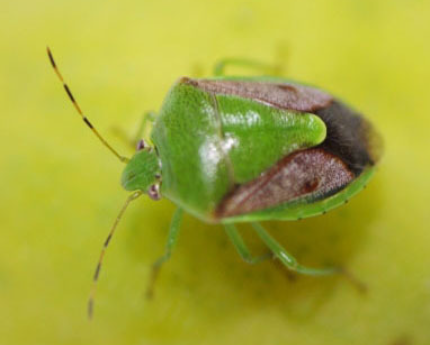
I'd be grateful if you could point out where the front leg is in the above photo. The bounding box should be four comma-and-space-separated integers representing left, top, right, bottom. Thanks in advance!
112, 111, 157, 150
146, 207, 184, 298
133, 111, 157, 147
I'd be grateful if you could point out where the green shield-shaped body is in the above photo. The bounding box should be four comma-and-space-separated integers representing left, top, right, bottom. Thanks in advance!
151, 76, 381, 223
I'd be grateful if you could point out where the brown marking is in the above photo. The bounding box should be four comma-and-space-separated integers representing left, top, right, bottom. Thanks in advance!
302, 178, 320, 194
216, 148, 354, 218
182, 78, 333, 113
64, 84, 75, 103
277, 84, 298, 93
83, 117, 94, 129
47, 47, 56, 68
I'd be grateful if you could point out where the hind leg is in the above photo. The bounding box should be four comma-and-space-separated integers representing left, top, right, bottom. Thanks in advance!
213, 44, 288, 77
251, 222, 339, 276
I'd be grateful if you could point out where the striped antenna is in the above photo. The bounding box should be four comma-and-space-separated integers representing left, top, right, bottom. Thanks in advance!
88, 191, 143, 320
47, 47, 129, 163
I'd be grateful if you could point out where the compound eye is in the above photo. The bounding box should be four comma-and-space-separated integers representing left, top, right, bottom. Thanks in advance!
148, 184, 161, 201
136, 139, 148, 151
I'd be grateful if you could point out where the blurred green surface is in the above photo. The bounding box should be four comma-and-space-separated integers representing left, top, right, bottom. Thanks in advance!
1, 0, 430, 344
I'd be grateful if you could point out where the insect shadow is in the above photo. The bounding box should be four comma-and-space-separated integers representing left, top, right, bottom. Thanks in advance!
124, 174, 382, 320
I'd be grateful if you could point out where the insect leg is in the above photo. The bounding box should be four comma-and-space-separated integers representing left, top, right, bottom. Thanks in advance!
111, 111, 157, 150
146, 207, 184, 299
213, 45, 288, 77
224, 224, 272, 264
133, 111, 157, 146
251, 222, 339, 276
213, 58, 276, 77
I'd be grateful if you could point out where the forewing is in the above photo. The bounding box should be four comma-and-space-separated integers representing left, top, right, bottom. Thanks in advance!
216, 148, 355, 218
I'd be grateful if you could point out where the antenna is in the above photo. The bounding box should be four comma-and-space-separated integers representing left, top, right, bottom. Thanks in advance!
87, 191, 143, 319
47, 47, 129, 163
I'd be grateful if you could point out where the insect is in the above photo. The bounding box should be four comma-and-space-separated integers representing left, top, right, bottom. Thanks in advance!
47, 48, 382, 318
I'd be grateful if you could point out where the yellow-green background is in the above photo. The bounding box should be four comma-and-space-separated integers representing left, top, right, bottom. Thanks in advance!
1, 0, 429, 344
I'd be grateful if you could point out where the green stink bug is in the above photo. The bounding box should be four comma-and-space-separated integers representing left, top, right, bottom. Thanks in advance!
47, 48, 382, 318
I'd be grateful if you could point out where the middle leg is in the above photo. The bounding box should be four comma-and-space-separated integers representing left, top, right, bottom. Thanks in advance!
224, 224, 272, 264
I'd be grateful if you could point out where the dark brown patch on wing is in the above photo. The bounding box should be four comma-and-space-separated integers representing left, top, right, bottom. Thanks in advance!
315, 100, 382, 175
216, 148, 354, 218
182, 78, 333, 112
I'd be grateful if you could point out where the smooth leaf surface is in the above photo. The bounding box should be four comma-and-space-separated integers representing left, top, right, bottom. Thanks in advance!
1, 0, 429, 344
